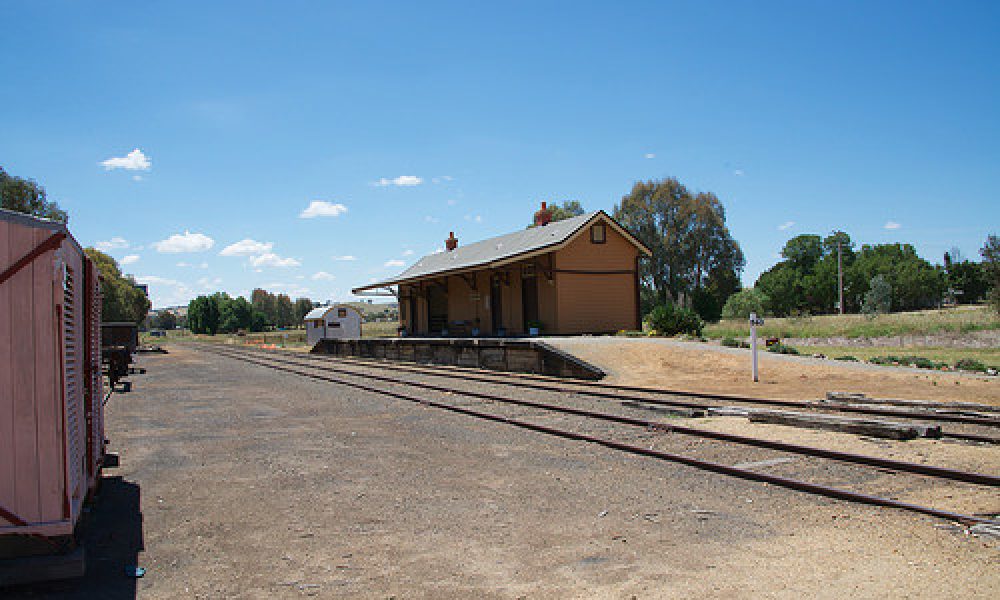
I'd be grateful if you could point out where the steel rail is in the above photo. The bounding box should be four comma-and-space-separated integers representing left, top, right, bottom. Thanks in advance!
197, 345, 997, 527
250, 346, 1000, 428
201, 345, 1000, 487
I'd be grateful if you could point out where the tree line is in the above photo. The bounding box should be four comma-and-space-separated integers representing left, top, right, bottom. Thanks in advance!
721, 233, 997, 319
187, 288, 316, 334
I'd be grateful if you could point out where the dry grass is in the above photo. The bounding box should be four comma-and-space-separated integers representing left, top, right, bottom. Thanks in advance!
705, 305, 999, 340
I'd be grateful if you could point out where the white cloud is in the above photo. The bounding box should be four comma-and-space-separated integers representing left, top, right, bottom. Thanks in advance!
132, 175, 143, 182
424, 216, 440, 223
384, 259, 405, 268
152, 231, 215, 253
402, 249, 414, 256
121, 254, 140, 265
136, 275, 194, 306
312, 271, 336, 281
300, 201, 348, 218
374, 175, 422, 187
644, 153, 656, 159
446, 199, 458, 206
733, 169, 745, 176
777, 221, 795, 231
249, 252, 301, 268
332, 255, 357, 261
220, 238, 273, 257
136, 274, 184, 287
95, 236, 129, 252
431, 175, 454, 184
101, 148, 151, 171
176, 261, 209, 269
884, 221, 901, 230
464, 214, 483, 223
197, 276, 223, 289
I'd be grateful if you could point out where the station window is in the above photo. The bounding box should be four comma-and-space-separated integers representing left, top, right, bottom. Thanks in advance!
590, 223, 606, 244
338, 308, 347, 318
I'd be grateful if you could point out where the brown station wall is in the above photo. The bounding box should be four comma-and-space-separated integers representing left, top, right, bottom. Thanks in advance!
396, 215, 642, 336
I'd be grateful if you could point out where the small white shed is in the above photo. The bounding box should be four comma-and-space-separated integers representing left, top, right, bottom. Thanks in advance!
304, 304, 363, 344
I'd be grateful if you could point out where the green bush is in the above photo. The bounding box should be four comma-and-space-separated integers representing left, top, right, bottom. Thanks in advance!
834, 355, 858, 361
954, 358, 988, 372
721, 337, 741, 348
898, 355, 945, 370
767, 343, 800, 355
721, 288, 771, 320
645, 303, 704, 337
868, 355, 899, 365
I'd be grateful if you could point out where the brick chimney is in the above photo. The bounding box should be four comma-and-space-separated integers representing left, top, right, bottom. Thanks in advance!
533, 201, 553, 227
445, 231, 458, 251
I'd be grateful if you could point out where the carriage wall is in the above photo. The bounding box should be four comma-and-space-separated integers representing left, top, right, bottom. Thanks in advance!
0, 209, 104, 539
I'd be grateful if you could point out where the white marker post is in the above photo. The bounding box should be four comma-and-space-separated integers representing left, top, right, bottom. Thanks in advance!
749, 312, 764, 383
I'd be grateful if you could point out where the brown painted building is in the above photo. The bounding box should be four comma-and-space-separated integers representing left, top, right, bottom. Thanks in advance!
352, 206, 651, 336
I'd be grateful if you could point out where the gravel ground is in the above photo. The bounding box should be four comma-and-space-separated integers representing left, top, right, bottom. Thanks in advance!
10, 345, 998, 599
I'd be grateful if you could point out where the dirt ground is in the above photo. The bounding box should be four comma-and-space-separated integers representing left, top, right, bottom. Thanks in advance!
10, 345, 998, 599
547, 337, 1000, 406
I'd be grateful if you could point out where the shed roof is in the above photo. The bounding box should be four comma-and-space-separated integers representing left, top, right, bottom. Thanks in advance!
303, 306, 332, 320
352, 210, 650, 293
303, 304, 363, 321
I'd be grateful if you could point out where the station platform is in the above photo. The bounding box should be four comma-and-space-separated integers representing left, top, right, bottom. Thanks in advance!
310, 337, 605, 380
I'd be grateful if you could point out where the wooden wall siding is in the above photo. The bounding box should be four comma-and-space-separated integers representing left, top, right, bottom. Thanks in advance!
501, 272, 523, 335
63, 245, 87, 519
553, 220, 640, 334
34, 227, 63, 522
0, 220, 14, 524
85, 259, 104, 489
555, 218, 639, 271
9, 222, 41, 523
554, 273, 636, 334
444, 272, 487, 332
538, 255, 559, 334
0, 220, 85, 534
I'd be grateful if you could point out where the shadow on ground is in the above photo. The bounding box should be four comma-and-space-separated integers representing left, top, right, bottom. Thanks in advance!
3, 476, 144, 599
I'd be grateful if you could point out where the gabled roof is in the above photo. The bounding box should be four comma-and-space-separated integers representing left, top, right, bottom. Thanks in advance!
352, 210, 650, 293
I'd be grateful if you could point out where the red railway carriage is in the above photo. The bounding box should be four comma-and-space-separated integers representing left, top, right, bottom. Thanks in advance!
0, 208, 105, 549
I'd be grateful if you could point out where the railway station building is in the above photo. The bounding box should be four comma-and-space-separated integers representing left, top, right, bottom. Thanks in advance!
352, 204, 651, 336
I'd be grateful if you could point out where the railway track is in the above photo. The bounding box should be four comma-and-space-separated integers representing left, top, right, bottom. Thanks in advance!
228, 344, 1000, 441
194, 343, 999, 527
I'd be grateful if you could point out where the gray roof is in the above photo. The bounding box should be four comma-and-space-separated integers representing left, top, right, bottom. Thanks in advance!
353, 211, 649, 293
303, 306, 332, 320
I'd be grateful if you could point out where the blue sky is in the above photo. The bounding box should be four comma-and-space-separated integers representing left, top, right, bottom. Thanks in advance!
2, 1, 997, 308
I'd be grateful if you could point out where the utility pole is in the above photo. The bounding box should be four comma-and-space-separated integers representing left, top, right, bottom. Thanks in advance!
837, 240, 844, 315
